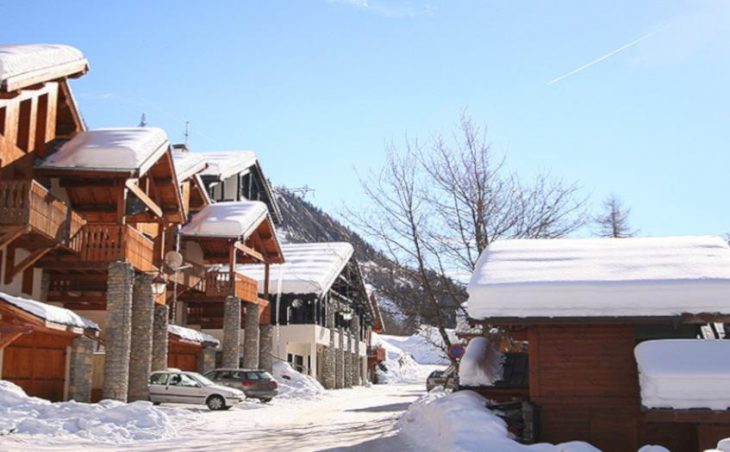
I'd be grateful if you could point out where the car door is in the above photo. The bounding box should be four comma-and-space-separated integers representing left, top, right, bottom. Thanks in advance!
217, 370, 240, 390
148, 373, 169, 402
170, 373, 207, 405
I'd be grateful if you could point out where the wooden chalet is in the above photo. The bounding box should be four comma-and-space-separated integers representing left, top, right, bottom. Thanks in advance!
197, 150, 283, 224
0, 291, 98, 401
238, 242, 376, 388
465, 236, 730, 452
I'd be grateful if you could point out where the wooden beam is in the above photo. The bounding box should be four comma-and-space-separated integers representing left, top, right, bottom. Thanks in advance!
0, 330, 27, 349
234, 241, 265, 263
125, 179, 163, 218
0, 225, 29, 251
4, 245, 54, 284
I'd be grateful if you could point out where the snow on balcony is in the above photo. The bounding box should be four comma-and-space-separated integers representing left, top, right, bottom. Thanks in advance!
635, 339, 730, 410
467, 236, 730, 319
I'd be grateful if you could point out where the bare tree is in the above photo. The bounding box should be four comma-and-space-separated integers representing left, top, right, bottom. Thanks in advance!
594, 195, 636, 238
349, 113, 586, 360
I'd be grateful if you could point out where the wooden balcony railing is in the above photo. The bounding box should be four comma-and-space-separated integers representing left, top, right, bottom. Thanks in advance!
69, 223, 156, 272
205, 269, 259, 303
169, 260, 208, 291
0, 180, 85, 247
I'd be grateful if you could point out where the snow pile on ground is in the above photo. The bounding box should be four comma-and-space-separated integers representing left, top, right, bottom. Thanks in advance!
0, 380, 186, 444
635, 339, 730, 410
706, 438, 730, 452
272, 361, 325, 400
372, 329, 450, 384
459, 337, 503, 387
637, 446, 670, 452
468, 236, 730, 319
398, 388, 598, 452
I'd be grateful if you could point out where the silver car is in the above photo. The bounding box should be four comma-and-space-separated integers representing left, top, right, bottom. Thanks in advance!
148, 370, 245, 410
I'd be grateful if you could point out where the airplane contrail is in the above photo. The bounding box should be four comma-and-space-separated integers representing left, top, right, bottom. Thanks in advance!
547, 30, 658, 85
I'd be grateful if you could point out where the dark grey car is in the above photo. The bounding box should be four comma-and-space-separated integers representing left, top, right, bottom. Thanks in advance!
204, 368, 279, 402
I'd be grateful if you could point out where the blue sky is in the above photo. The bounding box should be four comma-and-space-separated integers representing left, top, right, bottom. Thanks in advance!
3, 1, 729, 236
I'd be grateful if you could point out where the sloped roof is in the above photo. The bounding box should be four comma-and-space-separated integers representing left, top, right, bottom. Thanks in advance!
38, 127, 169, 175
180, 201, 269, 239
0, 291, 99, 331
467, 236, 730, 320
0, 44, 88, 92
199, 151, 257, 180
239, 242, 354, 295
172, 150, 207, 181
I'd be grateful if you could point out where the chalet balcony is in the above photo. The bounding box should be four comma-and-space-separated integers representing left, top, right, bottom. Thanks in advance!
67, 223, 156, 273
0, 180, 85, 251
179, 268, 261, 304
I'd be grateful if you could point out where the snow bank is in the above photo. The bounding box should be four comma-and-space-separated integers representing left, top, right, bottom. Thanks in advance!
0, 380, 187, 443
637, 446, 670, 452
707, 438, 730, 452
39, 128, 170, 175
199, 151, 257, 180
468, 236, 730, 319
240, 242, 354, 295
0, 291, 98, 331
635, 339, 730, 410
459, 337, 503, 387
181, 201, 268, 239
168, 324, 219, 347
272, 361, 325, 399
0, 44, 86, 87
398, 388, 599, 452
377, 326, 456, 365
373, 329, 449, 384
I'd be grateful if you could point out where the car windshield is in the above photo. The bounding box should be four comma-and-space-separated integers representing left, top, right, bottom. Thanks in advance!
187, 372, 215, 386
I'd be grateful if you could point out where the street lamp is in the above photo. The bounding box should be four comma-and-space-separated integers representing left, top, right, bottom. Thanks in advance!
151, 274, 167, 295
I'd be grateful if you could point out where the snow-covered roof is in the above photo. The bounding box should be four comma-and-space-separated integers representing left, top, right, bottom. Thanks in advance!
467, 236, 730, 320
0, 291, 98, 331
180, 201, 268, 239
172, 150, 207, 181
239, 242, 354, 295
0, 44, 87, 91
38, 127, 170, 175
199, 151, 257, 180
168, 324, 220, 347
635, 339, 730, 410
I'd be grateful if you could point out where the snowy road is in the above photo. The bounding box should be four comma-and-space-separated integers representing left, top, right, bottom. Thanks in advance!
2, 384, 425, 452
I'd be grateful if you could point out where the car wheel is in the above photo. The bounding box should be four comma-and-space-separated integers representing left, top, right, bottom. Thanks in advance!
206, 395, 225, 411
259, 398, 272, 403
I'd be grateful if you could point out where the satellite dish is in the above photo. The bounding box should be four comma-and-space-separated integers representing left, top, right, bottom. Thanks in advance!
164, 251, 184, 270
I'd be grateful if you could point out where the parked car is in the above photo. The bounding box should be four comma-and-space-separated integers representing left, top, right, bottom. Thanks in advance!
148, 370, 245, 410
204, 368, 279, 402
426, 365, 459, 391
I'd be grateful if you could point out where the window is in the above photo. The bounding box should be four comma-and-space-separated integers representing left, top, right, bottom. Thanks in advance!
169, 373, 198, 387
150, 373, 169, 385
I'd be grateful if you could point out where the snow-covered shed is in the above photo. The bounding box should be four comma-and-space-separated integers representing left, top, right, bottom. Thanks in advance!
0, 291, 98, 402
167, 324, 219, 372
465, 236, 730, 452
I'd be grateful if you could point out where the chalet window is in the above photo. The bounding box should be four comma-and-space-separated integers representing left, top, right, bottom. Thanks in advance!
17, 99, 33, 151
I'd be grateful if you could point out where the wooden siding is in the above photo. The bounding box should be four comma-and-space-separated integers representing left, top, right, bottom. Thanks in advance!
2, 332, 73, 402
528, 325, 641, 452
168, 341, 200, 371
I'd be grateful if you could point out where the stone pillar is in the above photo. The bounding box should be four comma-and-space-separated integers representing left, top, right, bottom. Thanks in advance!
68, 336, 94, 402
243, 303, 260, 369
322, 302, 336, 389
151, 304, 169, 371
351, 314, 362, 385
344, 329, 353, 388
102, 262, 134, 402
197, 347, 217, 374
222, 296, 241, 368
336, 327, 345, 389
259, 325, 273, 373
127, 274, 155, 402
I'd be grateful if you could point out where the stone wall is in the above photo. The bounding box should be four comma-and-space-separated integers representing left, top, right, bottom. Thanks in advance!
102, 262, 134, 402
259, 325, 273, 373
68, 336, 94, 402
128, 274, 155, 402
336, 326, 345, 389
322, 301, 336, 389
197, 347, 217, 374
222, 296, 241, 368
243, 303, 260, 369
151, 304, 169, 371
